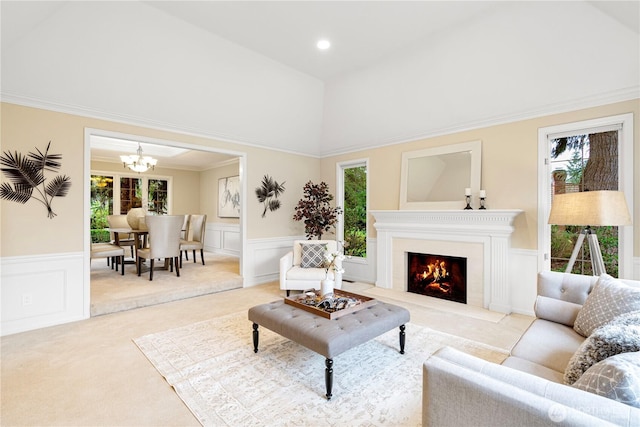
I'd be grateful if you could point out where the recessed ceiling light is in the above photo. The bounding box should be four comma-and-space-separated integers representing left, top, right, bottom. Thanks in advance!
317, 39, 331, 50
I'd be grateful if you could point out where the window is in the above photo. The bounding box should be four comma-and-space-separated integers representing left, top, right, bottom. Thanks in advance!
90, 175, 114, 242
90, 171, 171, 242
337, 160, 368, 258
549, 131, 620, 276
538, 113, 633, 279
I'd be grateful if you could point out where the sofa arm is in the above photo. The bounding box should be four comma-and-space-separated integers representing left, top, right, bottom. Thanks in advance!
423, 347, 638, 427
279, 251, 293, 290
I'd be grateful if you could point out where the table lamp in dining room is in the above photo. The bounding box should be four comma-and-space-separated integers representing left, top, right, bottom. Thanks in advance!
547, 190, 632, 276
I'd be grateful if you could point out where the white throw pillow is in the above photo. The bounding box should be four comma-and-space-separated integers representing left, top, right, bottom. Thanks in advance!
573, 274, 640, 337
572, 351, 640, 408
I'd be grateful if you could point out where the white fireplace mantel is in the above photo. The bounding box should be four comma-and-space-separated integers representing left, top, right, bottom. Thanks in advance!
371, 210, 522, 313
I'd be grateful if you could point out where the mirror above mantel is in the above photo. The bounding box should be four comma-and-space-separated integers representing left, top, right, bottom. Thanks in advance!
399, 140, 481, 210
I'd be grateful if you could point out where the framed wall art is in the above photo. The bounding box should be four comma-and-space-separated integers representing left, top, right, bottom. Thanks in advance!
218, 175, 240, 218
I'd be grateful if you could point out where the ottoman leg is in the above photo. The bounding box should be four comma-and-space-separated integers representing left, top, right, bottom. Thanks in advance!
252, 323, 259, 353
325, 358, 333, 400
399, 324, 406, 354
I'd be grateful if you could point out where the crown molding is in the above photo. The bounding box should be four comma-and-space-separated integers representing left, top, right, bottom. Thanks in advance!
3, 87, 637, 160
0, 92, 320, 159
319, 86, 640, 158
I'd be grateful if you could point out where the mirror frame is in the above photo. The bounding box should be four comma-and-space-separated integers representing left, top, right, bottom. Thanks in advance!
399, 140, 482, 210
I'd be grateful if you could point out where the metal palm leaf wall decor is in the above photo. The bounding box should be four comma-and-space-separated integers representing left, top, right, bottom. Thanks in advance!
255, 174, 285, 218
0, 141, 72, 219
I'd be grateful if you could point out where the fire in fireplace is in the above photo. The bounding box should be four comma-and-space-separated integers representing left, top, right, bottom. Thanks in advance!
407, 252, 467, 304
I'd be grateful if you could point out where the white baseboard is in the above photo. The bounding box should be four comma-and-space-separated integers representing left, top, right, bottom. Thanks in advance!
1, 252, 87, 336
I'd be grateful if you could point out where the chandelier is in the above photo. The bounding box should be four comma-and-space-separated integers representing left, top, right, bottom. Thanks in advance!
120, 143, 157, 173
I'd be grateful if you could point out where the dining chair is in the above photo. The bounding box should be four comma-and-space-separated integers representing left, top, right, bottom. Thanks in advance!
91, 242, 126, 275
107, 214, 136, 258
136, 215, 183, 281
180, 214, 207, 267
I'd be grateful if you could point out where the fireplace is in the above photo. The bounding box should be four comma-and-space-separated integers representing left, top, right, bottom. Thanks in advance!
370, 209, 522, 313
407, 252, 467, 304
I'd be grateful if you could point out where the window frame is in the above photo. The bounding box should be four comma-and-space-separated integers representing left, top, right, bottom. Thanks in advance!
537, 113, 634, 278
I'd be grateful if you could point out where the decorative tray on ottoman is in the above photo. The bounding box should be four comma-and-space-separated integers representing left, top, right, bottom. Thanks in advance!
285, 289, 377, 319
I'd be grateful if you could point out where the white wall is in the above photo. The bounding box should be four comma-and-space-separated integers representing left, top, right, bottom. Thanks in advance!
321, 2, 639, 155
1, 1, 325, 155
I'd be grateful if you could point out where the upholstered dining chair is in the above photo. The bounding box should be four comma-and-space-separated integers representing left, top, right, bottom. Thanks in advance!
90, 242, 126, 275
107, 214, 136, 258
136, 215, 184, 281
180, 214, 207, 267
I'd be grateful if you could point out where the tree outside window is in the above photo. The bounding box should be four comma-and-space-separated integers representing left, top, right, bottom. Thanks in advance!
549, 131, 620, 276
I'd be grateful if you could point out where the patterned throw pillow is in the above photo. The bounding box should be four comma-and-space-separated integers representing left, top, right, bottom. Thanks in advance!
572, 351, 640, 408
573, 274, 640, 337
300, 243, 327, 268
564, 311, 640, 385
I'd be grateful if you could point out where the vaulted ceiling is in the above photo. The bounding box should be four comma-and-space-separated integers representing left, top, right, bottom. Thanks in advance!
2, 1, 639, 160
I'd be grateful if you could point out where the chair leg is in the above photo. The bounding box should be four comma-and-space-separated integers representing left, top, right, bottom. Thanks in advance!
185, 251, 189, 261
149, 259, 154, 281
121, 255, 125, 275
286, 290, 290, 297
193, 250, 196, 263
175, 256, 180, 277
200, 249, 205, 265
180, 251, 183, 268
137, 256, 141, 276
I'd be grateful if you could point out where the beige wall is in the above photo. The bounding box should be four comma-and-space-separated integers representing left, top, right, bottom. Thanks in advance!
200, 162, 240, 223
2, 100, 637, 258
1, 102, 318, 256
321, 99, 640, 253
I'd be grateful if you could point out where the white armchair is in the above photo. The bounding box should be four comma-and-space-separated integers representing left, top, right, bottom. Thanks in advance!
280, 240, 343, 296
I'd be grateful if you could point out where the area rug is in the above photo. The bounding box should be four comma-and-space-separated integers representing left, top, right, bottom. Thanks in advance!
134, 311, 509, 426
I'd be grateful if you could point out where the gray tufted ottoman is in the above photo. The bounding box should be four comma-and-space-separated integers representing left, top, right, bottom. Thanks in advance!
248, 299, 410, 399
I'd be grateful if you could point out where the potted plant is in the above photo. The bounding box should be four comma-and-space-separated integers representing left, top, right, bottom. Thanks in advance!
292, 181, 342, 240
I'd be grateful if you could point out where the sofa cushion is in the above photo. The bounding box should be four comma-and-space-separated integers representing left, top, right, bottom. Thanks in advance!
564, 312, 640, 385
534, 296, 582, 326
510, 319, 585, 374
501, 356, 565, 383
572, 351, 640, 408
574, 274, 640, 337
300, 243, 327, 268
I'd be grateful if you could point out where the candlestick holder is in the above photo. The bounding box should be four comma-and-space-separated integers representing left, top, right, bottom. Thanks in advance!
464, 195, 473, 210
479, 197, 486, 210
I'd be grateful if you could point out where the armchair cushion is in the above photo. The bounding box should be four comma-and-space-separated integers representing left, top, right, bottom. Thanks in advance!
300, 243, 327, 268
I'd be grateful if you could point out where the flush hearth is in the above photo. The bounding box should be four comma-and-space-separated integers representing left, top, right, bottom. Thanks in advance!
407, 252, 467, 304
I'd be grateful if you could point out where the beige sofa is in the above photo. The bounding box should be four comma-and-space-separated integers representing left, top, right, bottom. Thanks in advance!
423, 271, 640, 426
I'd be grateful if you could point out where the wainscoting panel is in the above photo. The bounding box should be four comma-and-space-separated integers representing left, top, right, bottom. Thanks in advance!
243, 237, 299, 287
342, 238, 376, 285
204, 223, 240, 257
1, 252, 86, 336
509, 249, 539, 316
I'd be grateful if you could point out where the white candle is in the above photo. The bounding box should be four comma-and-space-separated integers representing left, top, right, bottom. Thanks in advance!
465, 188, 471, 196
479, 190, 486, 198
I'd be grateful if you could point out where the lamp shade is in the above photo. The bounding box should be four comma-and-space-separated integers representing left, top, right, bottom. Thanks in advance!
548, 190, 632, 226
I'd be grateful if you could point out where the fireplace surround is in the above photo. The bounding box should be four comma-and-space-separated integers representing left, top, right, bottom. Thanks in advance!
371, 210, 522, 313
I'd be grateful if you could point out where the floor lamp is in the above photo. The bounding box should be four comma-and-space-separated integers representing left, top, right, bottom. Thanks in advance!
548, 190, 632, 276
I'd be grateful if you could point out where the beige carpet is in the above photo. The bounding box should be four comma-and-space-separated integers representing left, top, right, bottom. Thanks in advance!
134, 311, 509, 426
91, 251, 242, 316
